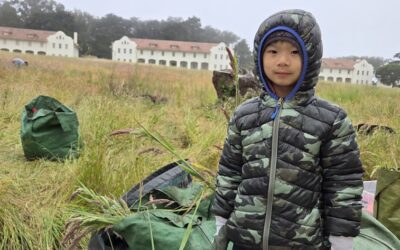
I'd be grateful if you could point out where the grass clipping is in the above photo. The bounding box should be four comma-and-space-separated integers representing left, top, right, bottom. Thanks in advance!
63, 123, 214, 249
63, 184, 132, 249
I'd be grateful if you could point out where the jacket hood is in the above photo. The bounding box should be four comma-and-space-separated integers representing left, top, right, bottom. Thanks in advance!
254, 9, 323, 101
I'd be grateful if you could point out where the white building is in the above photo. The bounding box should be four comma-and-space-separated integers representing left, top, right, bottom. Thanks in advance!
0, 26, 79, 57
319, 58, 374, 85
112, 36, 232, 71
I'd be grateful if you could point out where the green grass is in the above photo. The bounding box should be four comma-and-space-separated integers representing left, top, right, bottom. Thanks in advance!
0, 52, 399, 249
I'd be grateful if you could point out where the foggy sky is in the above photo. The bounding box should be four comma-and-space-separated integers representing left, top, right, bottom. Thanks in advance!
56, 0, 400, 59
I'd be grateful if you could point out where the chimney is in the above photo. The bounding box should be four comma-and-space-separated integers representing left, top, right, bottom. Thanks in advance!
73, 32, 78, 44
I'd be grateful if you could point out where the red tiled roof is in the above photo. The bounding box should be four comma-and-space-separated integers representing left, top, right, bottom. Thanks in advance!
322, 58, 356, 70
130, 38, 219, 53
0, 26, 56, 42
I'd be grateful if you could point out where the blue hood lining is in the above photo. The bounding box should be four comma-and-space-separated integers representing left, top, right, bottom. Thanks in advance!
257, 26, 309, 101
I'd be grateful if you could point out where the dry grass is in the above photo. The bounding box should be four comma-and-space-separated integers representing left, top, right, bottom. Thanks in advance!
0, 51, 399, 249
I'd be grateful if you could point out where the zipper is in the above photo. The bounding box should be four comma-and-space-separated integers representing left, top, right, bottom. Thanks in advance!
262, 97, 284, 250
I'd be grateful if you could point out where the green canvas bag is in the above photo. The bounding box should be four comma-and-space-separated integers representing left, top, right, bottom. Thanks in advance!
374, 168, 400, 239
112, 183, 216, 250
20, 95, 81, 160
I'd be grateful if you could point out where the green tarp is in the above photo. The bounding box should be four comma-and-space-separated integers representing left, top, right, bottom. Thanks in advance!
112, 183, 216, 250
20, 95, 81, 160
355, 211, 400, 250
375, 168, 400, 240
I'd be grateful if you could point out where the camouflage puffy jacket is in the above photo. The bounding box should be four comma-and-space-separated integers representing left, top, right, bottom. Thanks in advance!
211, 9, 364, 250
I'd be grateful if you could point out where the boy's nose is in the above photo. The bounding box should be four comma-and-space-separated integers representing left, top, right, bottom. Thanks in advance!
277, 53, 290, 66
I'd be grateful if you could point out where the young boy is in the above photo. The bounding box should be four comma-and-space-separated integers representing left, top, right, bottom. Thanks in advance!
211, 9, 364, 250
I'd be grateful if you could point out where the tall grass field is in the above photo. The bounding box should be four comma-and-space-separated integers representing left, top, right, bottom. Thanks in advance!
0, 52, 399, 249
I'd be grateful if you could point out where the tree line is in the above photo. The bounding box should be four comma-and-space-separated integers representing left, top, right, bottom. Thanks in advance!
0, 0, 254, 68
376, 53, 400, 87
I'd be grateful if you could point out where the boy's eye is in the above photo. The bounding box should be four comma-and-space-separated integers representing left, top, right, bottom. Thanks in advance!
266, 49, 277, 54
291, 50, 300, 55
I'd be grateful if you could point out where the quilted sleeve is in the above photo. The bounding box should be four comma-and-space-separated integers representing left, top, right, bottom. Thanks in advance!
320, 109, 364, 237
211, 113, 243, 219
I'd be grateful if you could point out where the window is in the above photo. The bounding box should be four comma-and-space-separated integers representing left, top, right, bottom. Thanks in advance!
361, 80, 364, 84
201, 62, 208, 70
338, 69, 341, 74
357, 70, 359, 75
151, 50, 154, 55
220, 54, 223, 59
40, 42, 44, 47
53, 43, 55, 48
129, 49, 132, 54
348, 69, 351, 74
183, 52, 186, 57
330, 69, 332, 73
172, 52, 175, 57
170, 60, 177, 67
204, 54, 207, 59
140, 49, 143, 55
16, 40, 19, 45
367, 71, 369, 76
193, 53, 196, 58
118, 48, 120, 53
215, 54, 217, 59
162, 51, 165, 56
59, 43, 62, 49
123, 48, 126, 54
190, 62, 198, 69
65, 44, 68, 49
362, 71, 364, 75
180, 61, 188, 68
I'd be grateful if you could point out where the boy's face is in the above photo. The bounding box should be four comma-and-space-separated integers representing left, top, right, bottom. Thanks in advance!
262, 41, 302, 96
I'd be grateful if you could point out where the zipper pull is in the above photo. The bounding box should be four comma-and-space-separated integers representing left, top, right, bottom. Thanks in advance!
271, 98, 284, 120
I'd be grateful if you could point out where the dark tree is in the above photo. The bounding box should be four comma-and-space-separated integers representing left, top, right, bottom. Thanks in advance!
25, 9, 75, 35
72, 10, 95, 55
90, 14, 133, 58
9, 0, 65, 23
234, 39, 253, 70
0, 1, 23, 27
376, 63, 400, 87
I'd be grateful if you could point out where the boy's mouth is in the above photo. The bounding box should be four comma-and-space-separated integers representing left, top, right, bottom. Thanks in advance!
274, 71, 291, 76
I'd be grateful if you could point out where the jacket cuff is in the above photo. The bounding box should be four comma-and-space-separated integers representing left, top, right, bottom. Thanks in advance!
329, 235, 354, 250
